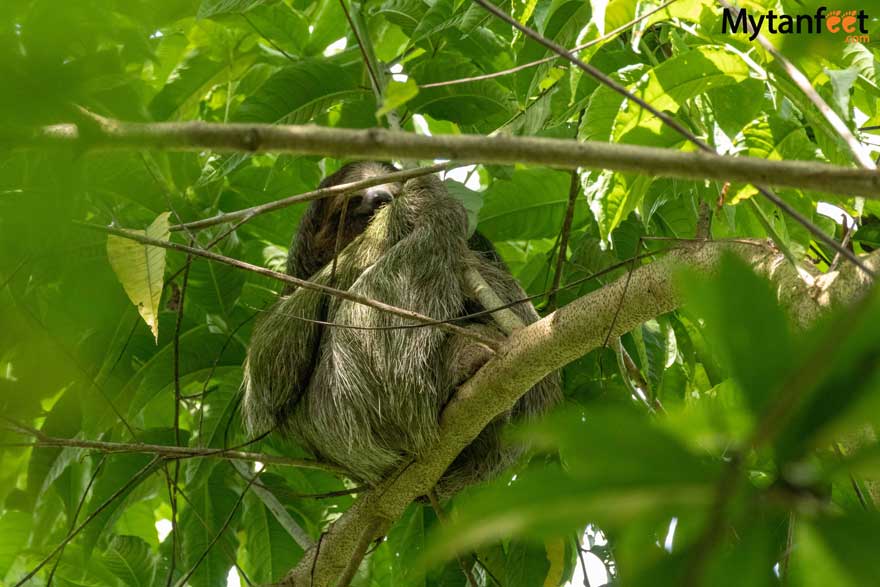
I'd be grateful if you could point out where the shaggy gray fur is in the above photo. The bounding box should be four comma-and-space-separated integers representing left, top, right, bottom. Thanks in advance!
242, 165, 561, 495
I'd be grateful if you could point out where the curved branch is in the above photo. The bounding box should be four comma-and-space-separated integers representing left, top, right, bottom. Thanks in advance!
80, 223, 500, 349
279, 241, 880, 586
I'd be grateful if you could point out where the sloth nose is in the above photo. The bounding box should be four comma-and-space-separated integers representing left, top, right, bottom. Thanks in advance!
362, 187, 393, 211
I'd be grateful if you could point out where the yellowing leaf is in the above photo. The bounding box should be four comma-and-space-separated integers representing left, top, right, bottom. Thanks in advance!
106, 212, 170, 343
543, 538, 566, 587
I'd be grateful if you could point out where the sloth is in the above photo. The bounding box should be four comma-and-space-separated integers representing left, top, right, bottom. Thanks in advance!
242, 162, 561, 495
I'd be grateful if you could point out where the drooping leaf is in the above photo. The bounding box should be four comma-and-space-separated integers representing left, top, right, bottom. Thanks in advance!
106, 212, 171, 342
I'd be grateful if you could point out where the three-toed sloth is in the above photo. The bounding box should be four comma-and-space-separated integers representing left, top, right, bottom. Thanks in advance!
242, 162, 561, 495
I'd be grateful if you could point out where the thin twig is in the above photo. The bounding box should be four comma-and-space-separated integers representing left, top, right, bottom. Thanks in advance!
13, 457, 160, 587
828, 216, 855, 272
173, 466, 261, 587
8, 431, 345, 473
471, 0, 875, 277
159, 467, 254, 586
169, 247, 192, 586
80, 222, 500, 349
574, 532, 591, 587
420, 0, 680, 88
242, 13, 295, 62
548, 142, 583, 309
339, 0, 380, 98
172, 163, 451, 232
46, 456, 107, 586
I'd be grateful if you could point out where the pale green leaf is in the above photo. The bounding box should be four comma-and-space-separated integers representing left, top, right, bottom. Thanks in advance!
377, 78, 419, 117
106, 212, 170, 343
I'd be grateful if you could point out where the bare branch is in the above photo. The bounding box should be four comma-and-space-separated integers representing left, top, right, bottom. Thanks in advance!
9, 120, 879, 199
548, 167, 582, 310
10, 431, 345, 474
172, 163, 451, 232
79, 223, 500, 349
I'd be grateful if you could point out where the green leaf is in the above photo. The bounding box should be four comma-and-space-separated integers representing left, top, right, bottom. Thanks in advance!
304, 0, 347, 55
234, 59, 366, 123
0, 511, 30, 578
774, 291, 880, 463
197, 0, 268, 19
613, 45, 750, 144
681, 253, 794, 415
107, 212, 170, 343
26, 388, 83, 510
794, 514, 880, 586
505, 541, 550, 587
149, 51, 253, 121
186, 241, 246, 319
378, 78, 419, 117
81, 429, 170, 556
477, 169, 587, 241
181, 465, 242, 587
240, 492, 303, 584
374, 0, 428, 35
409, 0, 458, 46
408, 57, 516, 131
421, 406, 716, 564
119, 327, 245, 428
444, 179, 483, 236
103, 535, 161, 587
588, 170, 653, 240
184, 367, 245, 485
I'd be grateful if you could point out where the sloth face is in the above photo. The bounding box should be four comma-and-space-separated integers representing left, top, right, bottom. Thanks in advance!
321, 161, 401, 221
287, 161, 402, 280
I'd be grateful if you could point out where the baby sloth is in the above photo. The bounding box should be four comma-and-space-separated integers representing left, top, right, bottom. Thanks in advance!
242, 162, 561, 495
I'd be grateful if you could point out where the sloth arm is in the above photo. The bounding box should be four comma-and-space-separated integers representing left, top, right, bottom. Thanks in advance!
241, 284, 329, 435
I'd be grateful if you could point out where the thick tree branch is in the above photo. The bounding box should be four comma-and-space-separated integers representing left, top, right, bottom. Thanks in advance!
9, 120, 880, 198
280, 241, 880, 586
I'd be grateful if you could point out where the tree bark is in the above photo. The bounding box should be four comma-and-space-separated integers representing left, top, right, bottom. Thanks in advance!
8, 118, 880, 198
279, 241, 880, 586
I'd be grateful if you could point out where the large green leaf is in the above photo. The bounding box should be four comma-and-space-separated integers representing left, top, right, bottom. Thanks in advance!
681, 253, 795, 415
103, 535, 162, 587
180, 465, 242, 587
240, 491, 303, 584
234, 59, 366, 123
613, 45, 751, 145
421, 406, 717, 564
80, 429, 171, 556
477, 169, 588, 241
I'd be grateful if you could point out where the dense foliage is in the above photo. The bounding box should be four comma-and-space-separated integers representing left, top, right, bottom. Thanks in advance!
1, 0, 879, 586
